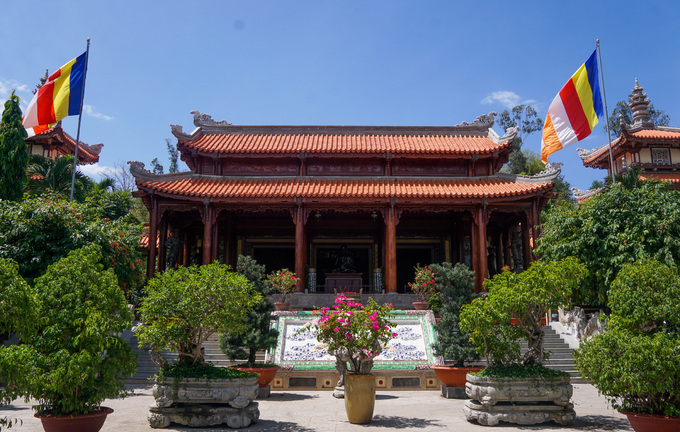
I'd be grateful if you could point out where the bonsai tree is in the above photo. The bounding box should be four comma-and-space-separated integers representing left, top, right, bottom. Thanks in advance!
136, 262, 260, 371
0, 245, 137, 416
430, 262, 480, 366
219, 255, 279, 367
266, 268, 298, 303
460, 257, 587, 373
575, 259, 680, 418
408, 265, 437, 303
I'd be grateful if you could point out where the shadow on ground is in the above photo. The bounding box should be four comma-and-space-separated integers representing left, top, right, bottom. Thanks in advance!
266, 393, 319, 402
366, 415, 444, 429
512, 415, 632, 431
375, 394, 399, 400
168, 420, 315, 432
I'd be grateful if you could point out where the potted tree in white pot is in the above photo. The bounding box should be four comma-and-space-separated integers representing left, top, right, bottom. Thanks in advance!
135, 262, 262, 429
459, 257, 587, 427
575, 259, 680, 432
0, 245, 137, 432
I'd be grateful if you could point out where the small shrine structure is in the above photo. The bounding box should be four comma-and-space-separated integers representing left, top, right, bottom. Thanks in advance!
576, 79, 680, 198
131, 111, 560, 293
24, 122, 102, 164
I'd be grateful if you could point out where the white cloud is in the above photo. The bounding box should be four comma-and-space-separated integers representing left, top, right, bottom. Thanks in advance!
0, 79, 31, 105
482, 91, 522, 109
83, 104, 113, 121
80, 163, 117, 179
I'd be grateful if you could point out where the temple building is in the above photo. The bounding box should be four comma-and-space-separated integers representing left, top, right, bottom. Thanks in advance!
24, 122, 102, 164
576, 79, 680, 197
131, 111, 560, 293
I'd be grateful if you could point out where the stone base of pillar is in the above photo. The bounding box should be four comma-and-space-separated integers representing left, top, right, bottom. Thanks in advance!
441, 385, 467, 399
148, 402, 259, 429
464, 399, 575, 426
256, 386, 271, 399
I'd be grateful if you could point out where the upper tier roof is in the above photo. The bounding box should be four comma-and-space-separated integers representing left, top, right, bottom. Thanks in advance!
25, 123, 103, 164
579, 126, 680, 167
171, 111, 517, 157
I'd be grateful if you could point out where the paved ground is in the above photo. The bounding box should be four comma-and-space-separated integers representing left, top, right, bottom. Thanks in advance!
3, 384, 633, 431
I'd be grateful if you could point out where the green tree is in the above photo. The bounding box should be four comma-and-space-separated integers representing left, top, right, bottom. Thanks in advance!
149, 139, 180, 175
607, 99, 670, 137
0, 91, 29, 201
497, 105, 543, 175
536, 179, 680, 306
25, 154, 90, 202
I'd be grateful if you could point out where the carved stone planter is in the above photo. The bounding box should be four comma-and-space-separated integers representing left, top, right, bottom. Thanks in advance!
149, 377, 259, 428
464, 373, 575, 426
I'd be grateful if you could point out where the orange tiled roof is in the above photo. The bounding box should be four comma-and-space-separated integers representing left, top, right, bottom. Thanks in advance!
582, 128, 680, 165
179, 132, 508, 156
25, 123, 102, 164
639, 172, 680, 183
136, 176, 552, 201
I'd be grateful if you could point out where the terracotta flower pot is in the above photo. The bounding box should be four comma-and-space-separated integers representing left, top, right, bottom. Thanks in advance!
35, 407, 113, 432
236, 365, 280, 388
622, 411, 680, 432
344, 373, 375, 424
274, 302, 290, 311
431, 365, 484, 388
412, 301, 429, 310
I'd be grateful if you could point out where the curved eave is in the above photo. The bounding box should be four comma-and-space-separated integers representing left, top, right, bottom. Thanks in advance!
582, 128, 680, 168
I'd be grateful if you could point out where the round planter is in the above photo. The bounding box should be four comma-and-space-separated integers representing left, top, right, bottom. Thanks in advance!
344, 373, 375, 424
432, 365, 484, 388
274, 302, 290, 311
236, 365, 280, 388
622, 411, 680, 432
412, 301, 429, 310
35, 407, 113, 432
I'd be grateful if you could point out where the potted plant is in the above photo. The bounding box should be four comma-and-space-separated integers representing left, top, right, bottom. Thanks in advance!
429, 262, 482, 397
309, 296, 396, 424
0, 245, 137, 432
135, 262, 263, 429
266, 268, 298, 310
220, 255, 280, 389
459, 257, 587, 426
408, 264, 437, 310
575, 259, 680, 432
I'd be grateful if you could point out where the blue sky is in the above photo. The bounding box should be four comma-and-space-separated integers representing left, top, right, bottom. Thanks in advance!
2, 1, 679, 191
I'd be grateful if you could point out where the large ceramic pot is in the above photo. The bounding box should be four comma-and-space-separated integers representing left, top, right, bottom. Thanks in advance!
622, 411, 680, 432
236, 365, 280, 388
274, 302, 290, 311
412, 301, 429, 310
432, 365, 484, 388
344, 373, 375, 424
35, 407, 113, 432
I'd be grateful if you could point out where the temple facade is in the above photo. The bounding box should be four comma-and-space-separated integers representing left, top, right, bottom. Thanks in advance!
131, 111, 560, 293
24, 122, 102, 164
576, 79, 680, 197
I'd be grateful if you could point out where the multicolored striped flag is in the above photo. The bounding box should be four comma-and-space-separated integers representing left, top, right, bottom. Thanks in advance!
541, 50, 604, 163
22, 52, 87, 129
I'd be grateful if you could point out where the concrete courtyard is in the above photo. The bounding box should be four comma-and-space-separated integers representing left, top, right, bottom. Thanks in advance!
4, 383, 633, 431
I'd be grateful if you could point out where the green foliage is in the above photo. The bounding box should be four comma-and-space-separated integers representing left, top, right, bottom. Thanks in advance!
497, 105, 543, 175
266, 268, 298, 302
157, 362, 256, 380
0, 245, 136, 416
0, 196, 144, 296
25, 155, 89, 202
0, 259, 34, 335
537, 180, 680, 306
474, 363, 569, 379
459, 258, 587, 367
607, 99, 670, 137
430, 262, 480, 366
136, 262, 261, 368
575, 259, 680, 417
220, 255, 279, 367
408, 264, 437, 302
0, 91, 28, 202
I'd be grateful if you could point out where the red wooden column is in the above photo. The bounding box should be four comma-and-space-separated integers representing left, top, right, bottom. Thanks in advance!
147, 195, 159, 280
223, 213, 234, 267
294, 205, 307, 293
384, 205, 397, 293
211, 211, 220, 262
522, 216, 532, 270
202, 203, 214, 265
531, 199, 541, 250
157, 212, 168, 273
182, 231, 190, 267
474, 206, 488, 292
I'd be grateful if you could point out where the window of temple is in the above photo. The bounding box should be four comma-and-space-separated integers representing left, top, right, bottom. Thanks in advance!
651, 147, 671, 165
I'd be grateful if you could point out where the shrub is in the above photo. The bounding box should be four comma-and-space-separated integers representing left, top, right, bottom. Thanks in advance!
136, 262, 260, 369
575, 259, 680, 417
266, 268, 298, 303
408, 265, 437, 302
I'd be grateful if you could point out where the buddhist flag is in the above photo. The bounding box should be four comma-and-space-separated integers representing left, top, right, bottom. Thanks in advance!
541, 50, 604, 163
22, 52, 87, 129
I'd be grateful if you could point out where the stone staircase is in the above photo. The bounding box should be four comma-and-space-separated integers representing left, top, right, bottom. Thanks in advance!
520, 325, 582, 383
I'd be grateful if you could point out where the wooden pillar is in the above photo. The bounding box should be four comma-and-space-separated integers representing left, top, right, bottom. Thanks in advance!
202, 203, 214, 265
385, 205, 397, 293
157, 213, 168, 273
211, 211, 220, 262
294, 205, 306, 293
224, 213, 234, 267
522, 217, 531, 270
531, 199, 541, 250
182, 230, 190, 267
147, 196, 158, 280
474, 206, 488, 292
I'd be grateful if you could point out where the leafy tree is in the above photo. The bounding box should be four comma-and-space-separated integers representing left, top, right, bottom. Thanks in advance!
0, 91, 28, 202
219, 255, 279, 367
536, 179, 680, 306
0, 196, 144, 297
150, 158, 164, 175
606, 99, 670, 137
497, 105, 543, 175
149, 138, 180, 175
25, 154, 90, 202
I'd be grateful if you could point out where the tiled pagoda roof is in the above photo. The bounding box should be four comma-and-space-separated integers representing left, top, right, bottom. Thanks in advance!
579, 127, 680, 167
639, 172, 680, 184
170, 111, 517, 158
25, 123, 102, 164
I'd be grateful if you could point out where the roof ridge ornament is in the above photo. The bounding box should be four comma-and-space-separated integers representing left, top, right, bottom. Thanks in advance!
572, 186, 602, 202
495, 162, 561, 184
455, 112, 496, 129
191, 110, 233, 128
577, 144, 609, 161
628, 78, 654, 129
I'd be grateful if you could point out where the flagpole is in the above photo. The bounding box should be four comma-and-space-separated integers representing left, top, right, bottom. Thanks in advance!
596, 39, 617, 178
69, 38, 90, 201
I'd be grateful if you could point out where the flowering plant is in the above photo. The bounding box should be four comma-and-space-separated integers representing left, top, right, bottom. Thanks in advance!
311, 296, 396, 374
409, 265, 437, 302
266, 268, 298, 303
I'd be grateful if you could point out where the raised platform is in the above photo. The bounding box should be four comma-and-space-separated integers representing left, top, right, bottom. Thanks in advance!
278, 293, 420, 311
